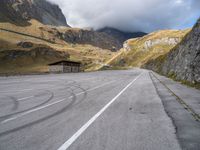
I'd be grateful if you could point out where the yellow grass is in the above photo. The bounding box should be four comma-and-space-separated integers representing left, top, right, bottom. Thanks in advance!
109, 29, 190, 68
0, 19, 116, 74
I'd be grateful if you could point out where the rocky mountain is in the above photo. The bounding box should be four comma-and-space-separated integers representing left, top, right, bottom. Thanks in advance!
0, 0, 69, 26
144, 18, 200, 86
47, 27, 146, 51
98, 27, 146, 46
109, 29, 189, 68
56, 28, 123, 51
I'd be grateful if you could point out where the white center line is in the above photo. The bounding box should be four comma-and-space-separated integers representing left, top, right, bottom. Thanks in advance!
57, 73, 142, 150
1, 81, 115, 124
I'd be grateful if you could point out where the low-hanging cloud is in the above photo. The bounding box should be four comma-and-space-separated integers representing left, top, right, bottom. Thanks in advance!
47, 0, 200, 32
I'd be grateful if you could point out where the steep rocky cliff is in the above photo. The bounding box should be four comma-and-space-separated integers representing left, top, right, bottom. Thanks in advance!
0, 0, 69, 26
144, 18, 200, 85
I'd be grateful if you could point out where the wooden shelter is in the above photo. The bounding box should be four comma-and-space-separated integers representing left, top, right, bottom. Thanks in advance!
48, 60, 81, 73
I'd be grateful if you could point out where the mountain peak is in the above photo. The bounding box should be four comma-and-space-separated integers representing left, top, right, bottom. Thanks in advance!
0, 0, 70, 27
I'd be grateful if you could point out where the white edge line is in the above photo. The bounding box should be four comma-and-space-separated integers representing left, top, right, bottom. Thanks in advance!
1, 81, 115, 124
57, 73, 142, 150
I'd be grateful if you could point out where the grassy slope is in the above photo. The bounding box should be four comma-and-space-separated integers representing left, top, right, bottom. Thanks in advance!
109, 29, 190, 68
0, 20, 116, 74
143, 26, 200, 89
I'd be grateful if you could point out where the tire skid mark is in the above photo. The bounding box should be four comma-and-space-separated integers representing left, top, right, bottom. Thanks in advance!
0, 90, 54, 122
0, 78, 113, 136
0, 80, 77, 120
0, 80, 79, 123
0, 81, 89, 136
8, 96, 19, 111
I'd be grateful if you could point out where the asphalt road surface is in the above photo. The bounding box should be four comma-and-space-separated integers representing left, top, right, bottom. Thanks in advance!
0, 69, 199, 150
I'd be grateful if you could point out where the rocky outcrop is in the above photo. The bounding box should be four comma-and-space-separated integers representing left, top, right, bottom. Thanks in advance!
0, 0, 69, 26
144, 18, 200, 84
17, 41, 34, 48
144, 37, 180, 49
123, 41, 131, 51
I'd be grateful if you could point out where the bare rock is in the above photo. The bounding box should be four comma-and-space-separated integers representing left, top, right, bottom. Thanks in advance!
0, 0, 69, 27
17, 41, 34, 48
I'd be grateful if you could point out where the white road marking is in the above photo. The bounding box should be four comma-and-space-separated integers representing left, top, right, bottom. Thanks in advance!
1, 81, 115, 124
57, 73, 142, 150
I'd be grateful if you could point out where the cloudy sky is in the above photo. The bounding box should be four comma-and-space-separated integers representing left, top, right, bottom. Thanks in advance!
48, 0, 200, 32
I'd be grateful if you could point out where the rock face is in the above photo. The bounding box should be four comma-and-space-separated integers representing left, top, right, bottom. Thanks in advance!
123, 41, 132, 51
144, 18, 200, 84
144, 37, 180, 49
17, 41, 34, 48
0, 0, 69, 26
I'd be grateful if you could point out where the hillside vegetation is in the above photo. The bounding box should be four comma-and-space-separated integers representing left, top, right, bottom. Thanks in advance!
0, 20, 116, 74
109, 29, 190, 68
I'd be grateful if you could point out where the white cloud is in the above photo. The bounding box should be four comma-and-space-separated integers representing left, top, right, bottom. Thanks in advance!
175, 0, 183, 4
47, 0, 200, 32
